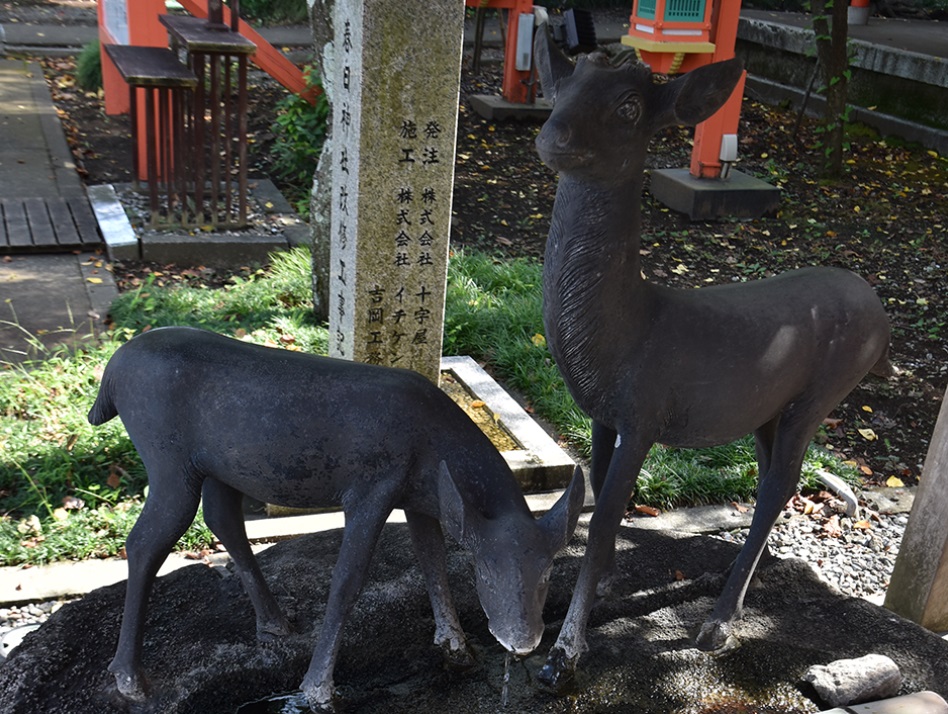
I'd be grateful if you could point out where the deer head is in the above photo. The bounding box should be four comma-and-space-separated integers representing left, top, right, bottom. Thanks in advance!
533, 27, 744, 184
439, 462, 585, 655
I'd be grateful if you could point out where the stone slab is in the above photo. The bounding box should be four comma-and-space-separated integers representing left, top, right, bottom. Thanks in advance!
0, 253, 115, 362
650, 167, 782, 221
140, 229, 288, 267
0, 59, 85, 200
468, 94, 553, 121
820, 691, 948, 714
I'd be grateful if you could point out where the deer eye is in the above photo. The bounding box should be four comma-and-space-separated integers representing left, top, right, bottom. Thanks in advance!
617, 95, 642, 124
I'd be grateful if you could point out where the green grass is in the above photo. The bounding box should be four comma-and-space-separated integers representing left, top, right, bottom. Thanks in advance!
109, 248, 326, 353
0, 246, 859, 566
0, 249, 319, 566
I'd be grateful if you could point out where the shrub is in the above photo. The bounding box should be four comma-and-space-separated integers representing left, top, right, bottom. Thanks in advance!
76, 39, 102, 92
271, 66, 330, 215
239, 0, 308, 25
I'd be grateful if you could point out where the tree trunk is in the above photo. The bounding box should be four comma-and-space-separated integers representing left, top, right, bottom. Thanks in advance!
811, 0, 850, 179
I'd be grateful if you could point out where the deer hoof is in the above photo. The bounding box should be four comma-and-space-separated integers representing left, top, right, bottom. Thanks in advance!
596, 571, 616, 599
536, 647, 576, 694
695, 620, 740, 653
109, 666, 148, 702
257, 618, 293, 643
303, 681, 336, 713
440, 640, 477, 671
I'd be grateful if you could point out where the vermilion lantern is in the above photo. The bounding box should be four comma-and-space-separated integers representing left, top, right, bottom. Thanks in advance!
623, 0, 716, 74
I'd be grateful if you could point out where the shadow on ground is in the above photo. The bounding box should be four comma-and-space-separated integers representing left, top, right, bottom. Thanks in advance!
1, 522, 946, 713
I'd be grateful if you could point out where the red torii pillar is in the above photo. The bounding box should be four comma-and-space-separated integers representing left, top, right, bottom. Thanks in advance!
465, 0, 536, 104
98, 0, 168, 116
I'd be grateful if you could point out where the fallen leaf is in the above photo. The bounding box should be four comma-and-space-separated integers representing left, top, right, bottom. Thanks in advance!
823, 515, 842, 537
86, 277, 103, 284
674, 569, 685, 581
470, 400, 486, 409
853, 520, 872, 530
531, 333, 546, 348
858, 428, 878, 441
886, 475, 905, 488
634, 504, 661, 517
731, 501, 749, 514
861, 405, 873, 413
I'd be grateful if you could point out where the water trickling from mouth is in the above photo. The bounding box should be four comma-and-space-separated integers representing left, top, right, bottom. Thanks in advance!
501, 651, 511, 707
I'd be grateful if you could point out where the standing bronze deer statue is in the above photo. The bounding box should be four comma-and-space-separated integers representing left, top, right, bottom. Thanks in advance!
531, 29, 893, 689
88, 326, 584, 711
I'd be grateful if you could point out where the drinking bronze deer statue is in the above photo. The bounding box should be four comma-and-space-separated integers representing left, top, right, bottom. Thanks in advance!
88, 326, 584, 711
531, 29, 892, 689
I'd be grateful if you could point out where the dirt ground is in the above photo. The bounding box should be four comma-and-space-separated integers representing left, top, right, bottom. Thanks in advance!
23, 2, 948, 489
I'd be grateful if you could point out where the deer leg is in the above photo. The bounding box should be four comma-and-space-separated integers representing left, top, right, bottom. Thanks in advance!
753, 416, 779, 478
405, 509, 475, 669
695, 413, 818, 652
590, 421, 618, 499
110, 474, 201, 702
201, 478, 292, 641
300, 489, 397, 713
538, 436, 650, 692
590, 420, 619, 597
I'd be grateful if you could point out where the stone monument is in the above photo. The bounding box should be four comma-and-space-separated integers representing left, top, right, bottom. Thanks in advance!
328, 0, 463, 383
885, 384, 948, 632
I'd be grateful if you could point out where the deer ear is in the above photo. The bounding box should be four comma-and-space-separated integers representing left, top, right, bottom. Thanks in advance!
438, 461, 478, 545
533, 21, 574, 102
657, 57, 744, 127
539, 465, 585, 552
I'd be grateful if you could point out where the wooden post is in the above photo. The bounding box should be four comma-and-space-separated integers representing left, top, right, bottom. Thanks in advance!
885, 385, 948, 632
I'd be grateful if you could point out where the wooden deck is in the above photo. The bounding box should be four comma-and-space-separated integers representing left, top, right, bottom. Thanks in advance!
0, 198, 102, 253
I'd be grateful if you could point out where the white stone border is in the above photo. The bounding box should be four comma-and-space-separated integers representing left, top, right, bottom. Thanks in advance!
442, 355, 576, 490
87, 183, 139, 260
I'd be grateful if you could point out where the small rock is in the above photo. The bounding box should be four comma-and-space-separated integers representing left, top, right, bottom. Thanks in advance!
802, 653, 902, 706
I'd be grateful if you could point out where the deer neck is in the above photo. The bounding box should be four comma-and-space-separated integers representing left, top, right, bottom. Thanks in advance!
542, 172, 646, 415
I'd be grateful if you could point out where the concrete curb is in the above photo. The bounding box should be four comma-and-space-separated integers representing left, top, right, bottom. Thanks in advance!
745, 75, 948, 155
0, 492, 584, 605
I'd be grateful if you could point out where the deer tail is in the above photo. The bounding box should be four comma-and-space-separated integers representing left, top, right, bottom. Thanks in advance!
870, 345, 900, 380
88, 377, 118, 425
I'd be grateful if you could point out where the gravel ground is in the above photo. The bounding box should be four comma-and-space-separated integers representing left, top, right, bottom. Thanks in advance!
716, 509, 907, 606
